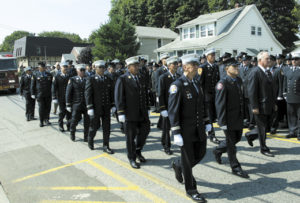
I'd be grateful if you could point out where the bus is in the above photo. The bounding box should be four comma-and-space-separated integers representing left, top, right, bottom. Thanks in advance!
0, 54, 19, 92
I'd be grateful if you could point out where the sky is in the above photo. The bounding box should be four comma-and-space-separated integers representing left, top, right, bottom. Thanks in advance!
0, 0, 111, 43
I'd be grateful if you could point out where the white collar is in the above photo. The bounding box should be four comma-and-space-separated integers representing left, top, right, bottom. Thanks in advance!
258, 65, 267, 73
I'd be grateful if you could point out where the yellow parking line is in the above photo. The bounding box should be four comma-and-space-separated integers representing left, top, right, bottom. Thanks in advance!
38, 186, 138, 191
86, 160, 166, 203
103, 154, 191, 201
13, 154, 106, 183
267, 135, 300, 144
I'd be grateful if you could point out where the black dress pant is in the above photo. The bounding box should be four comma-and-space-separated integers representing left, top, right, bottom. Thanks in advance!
24, 93, 35, 119
178, 138, 207, 194
37, 96, 51, 122
70, 105, 89, 138
245, 98, 255, 126
287, 103, 300, 137
215, 130, 242, 169
248, 114, 272, 152
125, 119, 150, 161
58, 101, 71, 128
88, 108, 111, 146
161, 117, 171, 149
206, 99, 216, 136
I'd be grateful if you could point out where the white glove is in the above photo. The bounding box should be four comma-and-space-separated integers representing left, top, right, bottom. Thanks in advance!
277, 97, 283, 101
87, 109, 94, 116
31, 95, 35, 99
156, 97, 159, 103
53, 99, 58, 104
66, 107, 72, 112
111, 106, 116, 113
174, 134, 183, 146
205, 124, 212, 132
284, 97, 287, 100
220, 125, 227, 130
161, 110, 168, 117
118, 115, 125, 123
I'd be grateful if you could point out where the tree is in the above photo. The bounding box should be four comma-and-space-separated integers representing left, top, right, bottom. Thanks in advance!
77, 47, 93, 64
0, 31, 34, 52
208, 0, 230, 12
89, 15, 140, 61
38, 31, 84, 43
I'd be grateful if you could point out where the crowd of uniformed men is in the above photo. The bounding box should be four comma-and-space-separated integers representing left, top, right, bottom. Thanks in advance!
19, 49, 300, 202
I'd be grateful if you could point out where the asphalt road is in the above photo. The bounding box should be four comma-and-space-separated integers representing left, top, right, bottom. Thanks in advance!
0, 93, 299, 203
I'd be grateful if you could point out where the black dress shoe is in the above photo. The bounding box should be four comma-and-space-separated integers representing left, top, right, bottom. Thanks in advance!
171, 161, 183, 183
137, 154, 146, 163
245, 133, 253, 147
210, 136, 220, 144
103, 146, 114, 154
70, 132, 75, 142
27, 117, 30, 121
186, 192, 207, 203
88, 138, 94, 150
270, 129, 277, 135
232, 168, 249, 179
286, 134, 296, 138
59, 126, 65, 132
30, 117, 37, 120
40, 122, 44, 127
261, 150, 274, 157
45, 120, 51, 125
164, 148, 173, 155
213, 149, 222, 164
130, 160, 140, 169
248, 125, 255, 130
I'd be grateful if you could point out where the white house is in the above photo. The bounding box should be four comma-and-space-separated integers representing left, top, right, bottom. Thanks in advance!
291, 40, 300, 54
155, 4, 284, 58
135, 26, 178, 61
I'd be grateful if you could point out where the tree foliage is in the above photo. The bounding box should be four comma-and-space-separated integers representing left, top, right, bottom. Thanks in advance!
38, 31, 84, 43
77, 47, 93, 64
0, 31, 34, 52
89, 15, 139, 61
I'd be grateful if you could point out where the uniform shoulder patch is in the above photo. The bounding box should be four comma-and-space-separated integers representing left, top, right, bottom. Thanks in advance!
216, 82, 224, 90
169, 85, 178, 94
198, 67, 203, 75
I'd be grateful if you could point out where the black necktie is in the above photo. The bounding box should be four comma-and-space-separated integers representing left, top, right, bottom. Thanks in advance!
265, 70, 272, 80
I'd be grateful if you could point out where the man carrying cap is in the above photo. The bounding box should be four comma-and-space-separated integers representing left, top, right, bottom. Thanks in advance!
283, 53, 300, 140
52, 62, 71, 132
85, 60, 115, 153
158, 56, 180, 155
168, 54, 211, 203
66, 64, 89, 142
213, 58, 249, 178
20, 66, 36, 121
31, 62, 53, 127
200, 48, 220, 144
115, 56, 150, 169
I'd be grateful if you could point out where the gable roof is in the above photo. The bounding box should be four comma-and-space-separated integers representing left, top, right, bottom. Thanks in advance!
135, 26, 178, 39
156, 4, 284, 53
177, 7, 244, 28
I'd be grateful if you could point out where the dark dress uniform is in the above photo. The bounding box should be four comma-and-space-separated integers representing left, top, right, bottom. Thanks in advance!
239, 63, 255, 128
283, 66, 300, 139
20, 73, 35, 120
168, 75, 210, 195
68, 66, 77, 77
31, 71, 52, 126
270, 65, 282, 133
66, 76, 89, 141
85, 70, 95, 78
247, 66, 276, 154
85, 74, 114, 149
214, 76, 246, 172
158, 71, 179, 153
52, 72, 71, 131
114, 72, 150, 163
155, 65, 168, 129
200, 62, 220, 142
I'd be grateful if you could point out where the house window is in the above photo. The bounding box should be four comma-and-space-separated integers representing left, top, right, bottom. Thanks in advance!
158, 39, 162, 48
36, 46, 41, 55
258, 27, 262, 36
201, 25, 206, 37
196, 50, 203, 55
251, 26, 256, 35
183, 28, 188, 39
207, 24, 214, 36
187, 50, 195, 54
190, 27, 195, 38
233, 50, 238, 57
196, 25, 200, 38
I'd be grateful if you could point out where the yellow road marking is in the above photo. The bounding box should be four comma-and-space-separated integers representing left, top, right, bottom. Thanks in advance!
13, 154, 106, 183
150, 112, 160, 116
267, 135, 300, 144
103, 154, 191, 201
86, 160, 166, 203
38, 186, 138, 191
